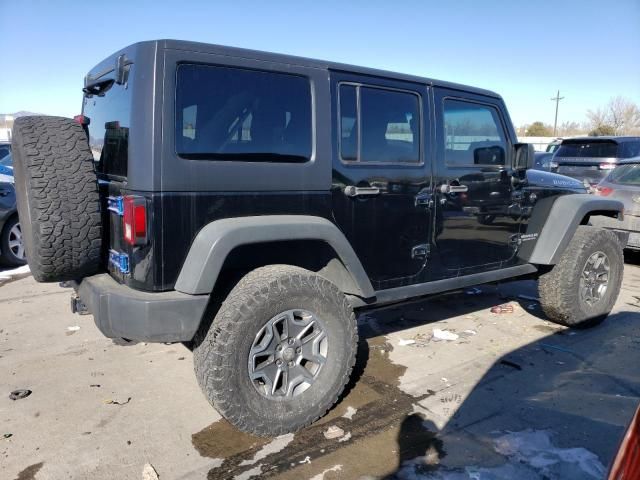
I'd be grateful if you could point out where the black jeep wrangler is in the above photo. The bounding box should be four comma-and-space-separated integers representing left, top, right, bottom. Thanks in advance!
12, 40, 627, 436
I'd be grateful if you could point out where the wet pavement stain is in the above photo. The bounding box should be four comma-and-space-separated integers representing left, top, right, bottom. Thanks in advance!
192, 420, 269, 459
192, 327, 445, 479
13, 462, 43, 480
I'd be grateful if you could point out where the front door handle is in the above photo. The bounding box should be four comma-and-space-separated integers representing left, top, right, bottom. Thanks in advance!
344, 186, 381, 198
440, 184, 468, 194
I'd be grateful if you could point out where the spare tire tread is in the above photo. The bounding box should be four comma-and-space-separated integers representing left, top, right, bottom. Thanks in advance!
12, 116, 102, 282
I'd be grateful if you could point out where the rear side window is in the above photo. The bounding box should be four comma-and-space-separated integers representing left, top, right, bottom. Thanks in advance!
176, 64, 312, 163
555, 141, 618, 158
339, 83, 421, 164
620, 141, 640, 159
443, 99, 507, 167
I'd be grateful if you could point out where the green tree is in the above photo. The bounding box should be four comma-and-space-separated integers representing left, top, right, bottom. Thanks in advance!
526, 121, 553, 136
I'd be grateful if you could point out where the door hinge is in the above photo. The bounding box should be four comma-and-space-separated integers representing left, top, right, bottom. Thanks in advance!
411, 243, 430, 260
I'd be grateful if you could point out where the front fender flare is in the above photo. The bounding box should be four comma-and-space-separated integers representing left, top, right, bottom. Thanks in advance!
174, 215, 375, 298
525, 194, 624, 265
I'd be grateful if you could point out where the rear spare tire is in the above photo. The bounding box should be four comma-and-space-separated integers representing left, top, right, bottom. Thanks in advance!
12, 116, 102, 282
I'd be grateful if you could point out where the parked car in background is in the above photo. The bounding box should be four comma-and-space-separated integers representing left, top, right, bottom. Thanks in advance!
0, 179, 26, 267
549, 136, 640, 186
545, 138, 562, 153
0, 152, 14, 179
0, 142, 11, 161
591, 158, 640, 251
532, 138, 562, 171
0, 152, 25, 266
533, 151, 553, 171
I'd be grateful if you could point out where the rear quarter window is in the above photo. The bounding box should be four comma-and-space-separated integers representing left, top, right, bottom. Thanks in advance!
175, 64, 312, 163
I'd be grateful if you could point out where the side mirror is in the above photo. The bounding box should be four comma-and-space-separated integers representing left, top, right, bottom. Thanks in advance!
514, 143, 535, 171
474, 145, 505, 165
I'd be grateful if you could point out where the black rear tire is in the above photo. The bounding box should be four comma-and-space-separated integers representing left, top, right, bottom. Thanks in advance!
193, 265, 357, 436
538, 226, 623, 328
12, 116, 102, 282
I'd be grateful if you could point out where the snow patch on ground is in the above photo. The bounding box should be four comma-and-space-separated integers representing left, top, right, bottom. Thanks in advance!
309, 464, 342, 480
394, 429, 606, 480
238, 433, 295, 466
0, 265, 30, 285
233, 464, 264, 480
342, 406, 358, 420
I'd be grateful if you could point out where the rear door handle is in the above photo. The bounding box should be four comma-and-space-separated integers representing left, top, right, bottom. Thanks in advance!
440, 184, 468, 194
344, 186, 381, 198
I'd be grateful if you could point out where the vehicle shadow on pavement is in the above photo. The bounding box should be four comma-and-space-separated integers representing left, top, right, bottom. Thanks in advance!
189, 279, 640, 480
382, 310, 640, 480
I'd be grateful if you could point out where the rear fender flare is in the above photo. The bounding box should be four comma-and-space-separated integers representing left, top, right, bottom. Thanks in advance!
174, 215, 375, 298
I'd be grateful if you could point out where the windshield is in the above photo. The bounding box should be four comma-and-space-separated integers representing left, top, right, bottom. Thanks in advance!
555, 140, 618, 158
607, 163, 640, 185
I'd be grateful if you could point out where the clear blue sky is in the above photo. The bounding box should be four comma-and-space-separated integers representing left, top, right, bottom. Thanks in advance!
1, 0, 639, 127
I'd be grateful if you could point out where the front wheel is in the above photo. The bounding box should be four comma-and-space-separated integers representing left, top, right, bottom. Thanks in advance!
193, 265, 357, 436
538, 226, 624, 328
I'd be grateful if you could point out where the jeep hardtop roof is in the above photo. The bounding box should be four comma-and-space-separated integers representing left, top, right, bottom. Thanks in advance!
86, 39, 502, 100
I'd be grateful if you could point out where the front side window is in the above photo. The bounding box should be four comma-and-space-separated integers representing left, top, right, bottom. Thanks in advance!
443, 99, 507, 167
339, 83, 421, 164
176, 64, 312, 162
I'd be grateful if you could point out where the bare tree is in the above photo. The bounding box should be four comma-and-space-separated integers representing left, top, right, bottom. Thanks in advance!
587, 97, 640, 136
557, 121, 586, 137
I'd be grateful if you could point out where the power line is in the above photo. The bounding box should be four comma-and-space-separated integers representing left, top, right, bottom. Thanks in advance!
551, 90, 565, 136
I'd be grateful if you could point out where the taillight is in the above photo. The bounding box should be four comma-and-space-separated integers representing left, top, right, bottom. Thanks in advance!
123, 196, 147, 245
595, 186, 613, 196
73, 114, 90, 126
599, 162, 616, 170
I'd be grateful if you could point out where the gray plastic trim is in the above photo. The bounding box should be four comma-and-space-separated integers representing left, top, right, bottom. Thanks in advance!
78, 273, 209, 342
372, 264, 538, 307
528, 194, 624, 265
175, 215, 375, 298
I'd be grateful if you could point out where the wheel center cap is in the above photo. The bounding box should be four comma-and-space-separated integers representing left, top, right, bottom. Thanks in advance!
282, 347, 296, 362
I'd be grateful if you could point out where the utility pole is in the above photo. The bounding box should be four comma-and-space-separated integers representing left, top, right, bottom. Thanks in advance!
550, 90, 565, 136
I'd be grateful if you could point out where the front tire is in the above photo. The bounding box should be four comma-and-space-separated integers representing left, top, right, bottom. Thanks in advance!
539, 226, 623, 328
193, 265, 357, 436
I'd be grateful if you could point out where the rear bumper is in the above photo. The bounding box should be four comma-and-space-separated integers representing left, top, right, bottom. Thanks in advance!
75, 273, 209, 342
